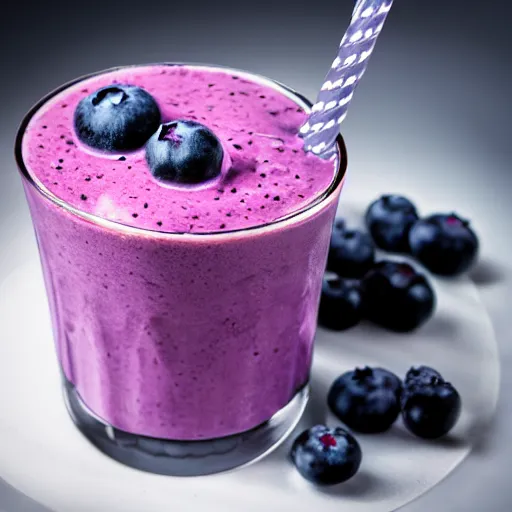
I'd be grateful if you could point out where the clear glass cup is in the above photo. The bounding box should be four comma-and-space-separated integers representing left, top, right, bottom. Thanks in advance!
15, 64, 347, 476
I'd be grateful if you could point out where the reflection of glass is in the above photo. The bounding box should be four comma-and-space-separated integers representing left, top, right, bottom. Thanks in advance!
15, 64, 347, 476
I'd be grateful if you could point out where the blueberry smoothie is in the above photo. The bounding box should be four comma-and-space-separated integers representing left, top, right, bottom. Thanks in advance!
16, 64, 346, 474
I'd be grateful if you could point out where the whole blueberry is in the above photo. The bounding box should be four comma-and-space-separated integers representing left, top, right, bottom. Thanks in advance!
327, 367, 403, 433
402, 378, 461, 439
290, 425, 362, 485
146, 120, 223, 184
362, 260, 435, 332
409, 213, 479, 276
327, 223, 376, 278
365, 195, 419, 252
74, 85, 161, 151
318, 276, 364, 331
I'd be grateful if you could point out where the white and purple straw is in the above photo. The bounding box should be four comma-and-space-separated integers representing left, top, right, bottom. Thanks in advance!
300, 0, 394, 158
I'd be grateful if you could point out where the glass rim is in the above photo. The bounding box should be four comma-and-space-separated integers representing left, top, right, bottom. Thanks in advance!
15, 62, 347, 240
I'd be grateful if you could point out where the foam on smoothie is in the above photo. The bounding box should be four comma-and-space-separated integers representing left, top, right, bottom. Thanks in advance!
22, 64, 338, 233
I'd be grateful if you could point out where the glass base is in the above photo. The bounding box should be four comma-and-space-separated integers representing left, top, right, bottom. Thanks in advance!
62, 377, 309, 476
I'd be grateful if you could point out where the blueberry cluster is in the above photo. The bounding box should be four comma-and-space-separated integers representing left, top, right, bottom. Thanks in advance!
320, 194, 479, 333
291, 365, 461, 485
74, 84, 224, 184
366, 195, 479, 276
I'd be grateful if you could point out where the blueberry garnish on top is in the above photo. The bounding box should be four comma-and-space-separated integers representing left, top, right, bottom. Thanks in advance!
362, 260, 435, 332
327, 367, 403, 433
146, 120, 224, 184
365, 195, 419, 253
290, 425, 362, 485
74, 85, 161, 151
409, 213, 479, 276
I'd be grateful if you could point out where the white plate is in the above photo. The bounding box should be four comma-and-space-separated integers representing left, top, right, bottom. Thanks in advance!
0, 201, 499, 512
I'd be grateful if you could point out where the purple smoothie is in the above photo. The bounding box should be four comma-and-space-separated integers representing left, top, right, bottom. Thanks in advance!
22, 64, 336, 233
18, 64, 346, 441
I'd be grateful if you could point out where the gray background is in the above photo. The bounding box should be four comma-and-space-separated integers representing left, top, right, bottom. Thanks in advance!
1, 0, 510, 510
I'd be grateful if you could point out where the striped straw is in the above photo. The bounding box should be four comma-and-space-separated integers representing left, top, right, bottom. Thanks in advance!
300, 0, 394, 158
